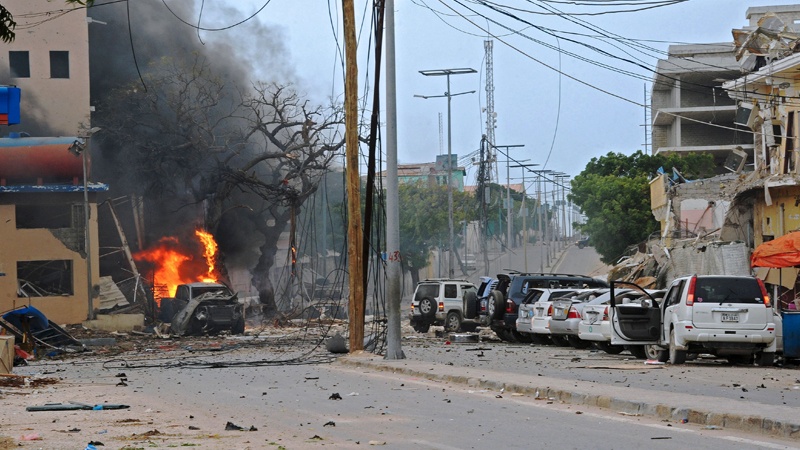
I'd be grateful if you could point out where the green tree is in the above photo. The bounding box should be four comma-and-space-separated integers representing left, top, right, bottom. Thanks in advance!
399, 182, 478, 284
570, 151, 715, 264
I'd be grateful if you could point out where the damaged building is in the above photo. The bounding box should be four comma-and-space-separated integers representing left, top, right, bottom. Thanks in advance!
621, 5, 800, 304
0, 1, 106, 325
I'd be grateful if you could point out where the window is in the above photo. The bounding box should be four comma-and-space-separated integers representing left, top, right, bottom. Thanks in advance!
444, 284, 457, 299
665, 281, 685, 306
49, 51, 69, 79
17, 260, 74, 297
9, 51, 30, 78
16, 204, 79, 229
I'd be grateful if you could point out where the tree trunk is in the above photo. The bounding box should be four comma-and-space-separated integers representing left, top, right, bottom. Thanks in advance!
252, 208, 291, 318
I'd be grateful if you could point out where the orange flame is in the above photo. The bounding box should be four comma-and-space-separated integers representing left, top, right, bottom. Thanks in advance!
133, 230, 220, 305
195, 229, 218, 283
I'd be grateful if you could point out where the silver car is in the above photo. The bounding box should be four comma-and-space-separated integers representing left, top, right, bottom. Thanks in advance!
549, 289, 609, 348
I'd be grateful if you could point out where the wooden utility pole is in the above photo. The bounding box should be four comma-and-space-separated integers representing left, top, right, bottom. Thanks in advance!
342, 0, 364, 352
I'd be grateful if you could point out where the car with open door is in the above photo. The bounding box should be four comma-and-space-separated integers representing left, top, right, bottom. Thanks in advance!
609, 276, 778, 365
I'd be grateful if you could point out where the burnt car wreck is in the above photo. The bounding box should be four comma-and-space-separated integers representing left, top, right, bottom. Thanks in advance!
163, 282, 245, 336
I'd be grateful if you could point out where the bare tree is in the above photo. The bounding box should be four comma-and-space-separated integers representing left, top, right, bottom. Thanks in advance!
96, 56, 344, 316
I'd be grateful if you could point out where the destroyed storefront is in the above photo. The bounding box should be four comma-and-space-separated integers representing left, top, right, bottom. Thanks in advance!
0, 136, 108, 325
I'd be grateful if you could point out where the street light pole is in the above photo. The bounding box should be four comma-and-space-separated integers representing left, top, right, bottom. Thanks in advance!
417, 68, 476, 278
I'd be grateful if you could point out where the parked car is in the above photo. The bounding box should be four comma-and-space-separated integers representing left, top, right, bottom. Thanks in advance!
516, 289, 582, 344
527, 290, 590, 345
610, 276, 778, 365
577, 288, 641, 354
577, 237, 590, 249
480, 272, 608, 342
549, 289, 609, 348
409, 278, 479, 333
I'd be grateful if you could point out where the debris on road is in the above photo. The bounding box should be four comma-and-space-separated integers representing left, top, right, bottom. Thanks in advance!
26, 402, 130, 412
329, 392, 342, 400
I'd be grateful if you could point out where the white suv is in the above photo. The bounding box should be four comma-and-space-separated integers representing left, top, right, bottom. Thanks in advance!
610, 276, 777, 365
409, 279, 479, 333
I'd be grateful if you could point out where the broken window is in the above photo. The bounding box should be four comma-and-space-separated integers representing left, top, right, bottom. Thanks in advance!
17, 260, 74, 297
16, 203, 82, 229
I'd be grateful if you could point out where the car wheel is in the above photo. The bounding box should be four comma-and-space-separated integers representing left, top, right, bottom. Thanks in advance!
488, 290, 505, 320
566, 335, 591, 349
530, 333, 550, 345
413, 323, 431, 333
595, 341, 624, 354
626, 345, 647, 359
445, 311, 462, 332
463, 291, 478, 319
758, 352, 775, 367
643, 344, 662, 360
669, 329, 687, 364
512, 330, 533, 343
418, 297, 436, 319
551, 335, 571, 347
232, 316, 245, 334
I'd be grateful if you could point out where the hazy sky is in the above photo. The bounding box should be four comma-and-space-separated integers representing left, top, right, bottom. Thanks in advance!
185, 1, 786, 187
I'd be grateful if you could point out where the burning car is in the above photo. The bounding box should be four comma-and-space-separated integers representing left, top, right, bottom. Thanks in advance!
164, 282, 245, 336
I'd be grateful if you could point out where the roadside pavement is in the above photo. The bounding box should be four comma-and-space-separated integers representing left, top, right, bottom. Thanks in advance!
338, 343, 800, 441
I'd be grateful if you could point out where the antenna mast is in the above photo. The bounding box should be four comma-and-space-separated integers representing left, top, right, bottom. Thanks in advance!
484, 39, 497, 181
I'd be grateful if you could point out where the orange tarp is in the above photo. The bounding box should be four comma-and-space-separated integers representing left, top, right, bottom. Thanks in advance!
751, 231, 800, 268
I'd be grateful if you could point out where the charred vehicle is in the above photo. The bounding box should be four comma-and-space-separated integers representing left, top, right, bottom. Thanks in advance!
163, 282, 244, 336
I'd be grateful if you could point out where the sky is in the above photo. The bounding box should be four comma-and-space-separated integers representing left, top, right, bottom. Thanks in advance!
177, 0, 787, 188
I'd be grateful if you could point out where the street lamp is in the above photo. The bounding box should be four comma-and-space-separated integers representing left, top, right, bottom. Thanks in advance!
416, 68, 476, 278
69, 126, 101, 320
511, 163, 539, 272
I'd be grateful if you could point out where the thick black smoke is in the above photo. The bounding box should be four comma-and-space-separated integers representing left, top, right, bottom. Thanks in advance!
85, 1, 297, 278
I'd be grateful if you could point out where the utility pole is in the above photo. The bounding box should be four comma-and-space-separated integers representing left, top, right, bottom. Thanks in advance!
415, 68, 476, 278
491, 144, 524, 251
556, 174, 569, 250
342, 0, 364, 353
383, 0, 404, 359
532, 170, 552, 271
511, 164, 539, 273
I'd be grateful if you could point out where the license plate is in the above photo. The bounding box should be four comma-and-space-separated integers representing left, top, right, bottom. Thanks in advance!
721, 313, 739, 322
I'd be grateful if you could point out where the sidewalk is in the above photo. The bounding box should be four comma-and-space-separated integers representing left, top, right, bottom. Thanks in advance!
337, 354, 800, 440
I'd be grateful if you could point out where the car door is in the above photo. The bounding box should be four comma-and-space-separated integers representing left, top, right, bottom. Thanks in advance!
609, 281, 663, 345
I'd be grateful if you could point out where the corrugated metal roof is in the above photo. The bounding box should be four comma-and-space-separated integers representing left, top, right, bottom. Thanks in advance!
0, 182, 108, 193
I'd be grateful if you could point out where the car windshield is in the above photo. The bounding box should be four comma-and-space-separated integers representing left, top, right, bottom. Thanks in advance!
695, 277, 764, 304
414, 284, 439, 301
192, 286, 233, 298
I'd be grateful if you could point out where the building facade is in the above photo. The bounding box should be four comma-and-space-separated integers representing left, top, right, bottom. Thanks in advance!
1, 1, 100, 324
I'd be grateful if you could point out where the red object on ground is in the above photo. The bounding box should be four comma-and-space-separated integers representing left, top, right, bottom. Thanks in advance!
751, 231, 800, 268
14, 345, 32, 360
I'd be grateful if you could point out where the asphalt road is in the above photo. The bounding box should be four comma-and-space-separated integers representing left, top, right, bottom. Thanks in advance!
8, 346, 798, 450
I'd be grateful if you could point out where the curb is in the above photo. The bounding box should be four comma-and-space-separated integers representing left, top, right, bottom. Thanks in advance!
336, 356, 800, 440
